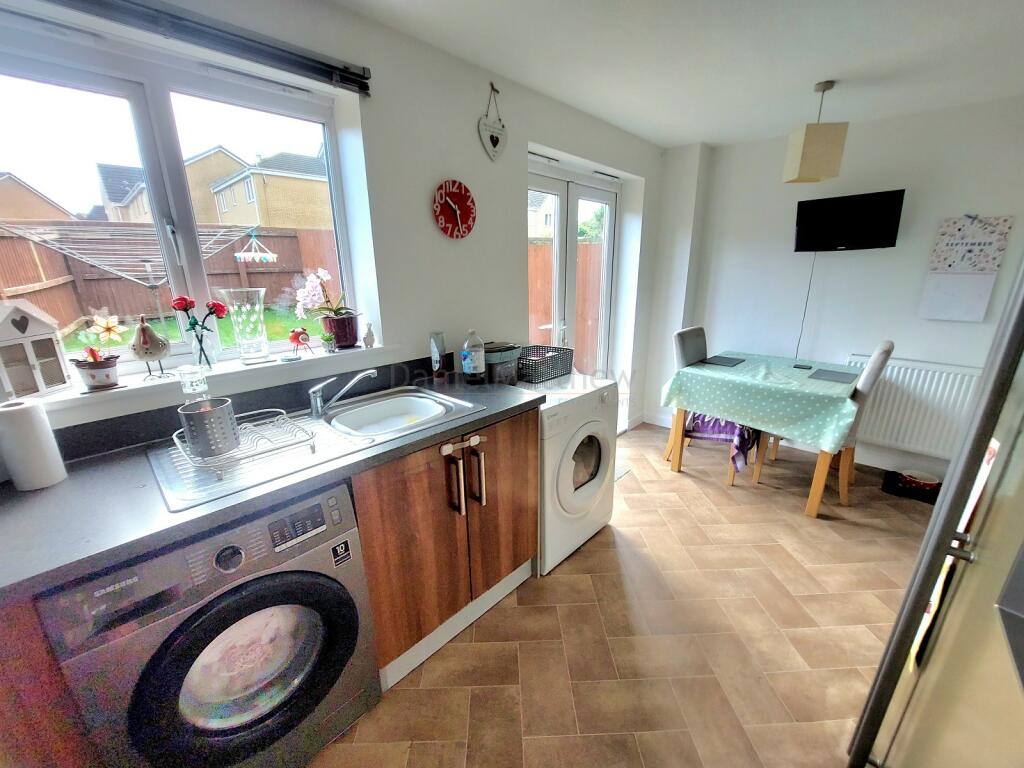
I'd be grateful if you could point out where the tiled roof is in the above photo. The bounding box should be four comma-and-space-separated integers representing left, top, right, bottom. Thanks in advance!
255, 152, 327, 177
528, 190, 546, 210
96, 164, 145, 205
79, 205, 108, 221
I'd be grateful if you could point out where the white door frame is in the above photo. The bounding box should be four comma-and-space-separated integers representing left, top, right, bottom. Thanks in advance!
529, 171, 617, 374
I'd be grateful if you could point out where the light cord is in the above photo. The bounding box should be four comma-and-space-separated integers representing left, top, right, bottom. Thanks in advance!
795, 251, 818, 359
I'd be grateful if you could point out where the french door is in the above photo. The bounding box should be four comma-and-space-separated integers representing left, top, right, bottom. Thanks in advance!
527, 173, 616, 376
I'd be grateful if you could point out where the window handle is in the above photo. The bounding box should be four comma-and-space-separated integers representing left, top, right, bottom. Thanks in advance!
164, 219, 183, 267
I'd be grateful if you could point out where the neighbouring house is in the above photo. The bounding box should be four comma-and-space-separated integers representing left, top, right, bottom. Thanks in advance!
0, 172, 74, 220
97, 146, 247, 224
527, 189, 555, 239
210, 150, 333, 229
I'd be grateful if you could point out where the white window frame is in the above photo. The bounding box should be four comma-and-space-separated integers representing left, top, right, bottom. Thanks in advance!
0, 8, 360, 368
217, 190, 229, 213
243, 175, 255, 203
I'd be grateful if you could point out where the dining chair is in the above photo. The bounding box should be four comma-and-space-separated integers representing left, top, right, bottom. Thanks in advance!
803, 340, 894, 517
663, 326, 767, 485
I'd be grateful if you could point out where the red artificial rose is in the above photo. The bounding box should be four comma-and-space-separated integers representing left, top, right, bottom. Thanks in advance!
171, 295, 196, 312
206, 300, 229, 319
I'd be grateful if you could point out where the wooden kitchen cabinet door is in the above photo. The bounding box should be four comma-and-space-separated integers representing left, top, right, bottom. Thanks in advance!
352, 443, 472, 666
464, 409, 539, 599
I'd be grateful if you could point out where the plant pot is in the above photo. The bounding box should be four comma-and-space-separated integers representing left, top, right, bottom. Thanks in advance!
320, 314, 359, 349
72, 356, 120, 391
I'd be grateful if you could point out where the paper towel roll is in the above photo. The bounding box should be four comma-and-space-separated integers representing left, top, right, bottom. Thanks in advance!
0, 400, 67, 491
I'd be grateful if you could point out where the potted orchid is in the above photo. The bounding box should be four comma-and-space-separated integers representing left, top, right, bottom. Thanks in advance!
72, 313, 126, 391
171, 295, 229, 368
295, 268, 359, 348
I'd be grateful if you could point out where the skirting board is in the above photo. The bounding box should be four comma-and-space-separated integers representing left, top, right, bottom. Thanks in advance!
379, 560, 532, 690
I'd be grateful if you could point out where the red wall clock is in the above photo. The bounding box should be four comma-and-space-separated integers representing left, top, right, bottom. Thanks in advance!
433, 179, 476, 239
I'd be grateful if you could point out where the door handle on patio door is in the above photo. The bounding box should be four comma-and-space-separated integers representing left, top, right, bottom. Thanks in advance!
469, 446, 486, 507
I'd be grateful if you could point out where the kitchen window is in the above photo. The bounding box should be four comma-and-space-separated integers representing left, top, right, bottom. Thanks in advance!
0, 10, 363, 368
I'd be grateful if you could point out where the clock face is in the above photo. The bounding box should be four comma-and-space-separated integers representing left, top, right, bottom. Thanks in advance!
433, 179, 476, 239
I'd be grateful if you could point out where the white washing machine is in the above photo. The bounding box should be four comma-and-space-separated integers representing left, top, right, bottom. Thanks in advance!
519, 374, 618, 574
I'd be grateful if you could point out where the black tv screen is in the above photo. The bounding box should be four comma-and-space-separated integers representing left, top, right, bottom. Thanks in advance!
795, 189, 905, 252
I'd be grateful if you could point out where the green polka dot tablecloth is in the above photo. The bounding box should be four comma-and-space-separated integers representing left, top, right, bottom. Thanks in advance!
661, 351, 861, 454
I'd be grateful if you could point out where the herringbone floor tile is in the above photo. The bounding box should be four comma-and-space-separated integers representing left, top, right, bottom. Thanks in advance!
312, 425, 931, 768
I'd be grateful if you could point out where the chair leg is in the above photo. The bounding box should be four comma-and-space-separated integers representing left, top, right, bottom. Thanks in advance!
848, 446, 856, 484
670, 409, 687, 473
805, 450, 833, 518
751, 432, 770, 485
769, 434, 780, 461
838, 447, 855, 506
726, 455, 736, 486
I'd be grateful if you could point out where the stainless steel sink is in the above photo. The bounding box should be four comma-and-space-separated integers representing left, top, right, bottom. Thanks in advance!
324, 386, 484, 442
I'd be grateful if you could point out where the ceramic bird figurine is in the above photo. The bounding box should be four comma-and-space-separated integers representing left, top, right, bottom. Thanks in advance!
130, 314, 171, 378
289, 327, 313, 357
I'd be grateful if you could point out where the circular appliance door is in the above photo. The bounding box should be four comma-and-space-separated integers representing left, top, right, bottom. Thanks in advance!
555, 419, 614, 518
128, 571, 359, 767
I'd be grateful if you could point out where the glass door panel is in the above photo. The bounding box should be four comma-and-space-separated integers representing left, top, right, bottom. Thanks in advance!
571, 192, 614, 375
526, 174, 616, 374
526, 174, 566, 346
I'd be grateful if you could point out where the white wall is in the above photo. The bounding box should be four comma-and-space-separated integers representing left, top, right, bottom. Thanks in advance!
641, 143, 710, 424
645, 97, 1024, 437
160, 0, 664, 424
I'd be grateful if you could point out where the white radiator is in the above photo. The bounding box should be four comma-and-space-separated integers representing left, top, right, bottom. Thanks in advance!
846, 355, 982, 460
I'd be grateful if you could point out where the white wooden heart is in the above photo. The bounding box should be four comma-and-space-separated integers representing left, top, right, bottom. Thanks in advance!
478, 115, 506, 161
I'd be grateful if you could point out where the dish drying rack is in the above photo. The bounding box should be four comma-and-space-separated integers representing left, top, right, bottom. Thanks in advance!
172, 409, 314, 480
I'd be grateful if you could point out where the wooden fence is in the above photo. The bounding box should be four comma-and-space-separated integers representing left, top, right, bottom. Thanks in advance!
527, 241, 604, 375
0, 223, 339, 332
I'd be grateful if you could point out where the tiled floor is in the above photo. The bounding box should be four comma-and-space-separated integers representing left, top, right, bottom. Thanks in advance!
310, 425, 931, 768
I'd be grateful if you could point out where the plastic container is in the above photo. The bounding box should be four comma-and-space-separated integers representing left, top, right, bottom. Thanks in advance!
460, 329, 486, 384
517, 345, 574, 383
484, 342, 521, 385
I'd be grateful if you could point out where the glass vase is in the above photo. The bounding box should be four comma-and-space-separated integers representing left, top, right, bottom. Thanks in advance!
191, 333, 217, 369
218, 287, 269, 364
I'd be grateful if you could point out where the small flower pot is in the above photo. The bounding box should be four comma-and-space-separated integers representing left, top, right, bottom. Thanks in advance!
320, 315, 359, 349
73, 356, 120, 391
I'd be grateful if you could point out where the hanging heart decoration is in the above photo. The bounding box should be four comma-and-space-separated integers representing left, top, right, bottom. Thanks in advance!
478, 81, 506, 162
10, 315, 29, 334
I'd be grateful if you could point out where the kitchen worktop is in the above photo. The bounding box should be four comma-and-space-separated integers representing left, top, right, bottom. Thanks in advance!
0, 379, 544, 603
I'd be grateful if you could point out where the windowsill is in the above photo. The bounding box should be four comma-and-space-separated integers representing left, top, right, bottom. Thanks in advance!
43, 343, 404, 429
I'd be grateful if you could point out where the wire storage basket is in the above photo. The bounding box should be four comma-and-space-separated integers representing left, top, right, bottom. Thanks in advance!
517, 345, 574, 383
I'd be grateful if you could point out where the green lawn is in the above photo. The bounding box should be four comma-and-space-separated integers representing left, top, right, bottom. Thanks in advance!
61, 308, 313, 356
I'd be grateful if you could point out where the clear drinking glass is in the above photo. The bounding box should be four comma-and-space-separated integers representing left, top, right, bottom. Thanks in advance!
218, 288, 270, 363
177, 364, 208, 402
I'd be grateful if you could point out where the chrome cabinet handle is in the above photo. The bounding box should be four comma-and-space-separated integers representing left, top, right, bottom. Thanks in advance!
469, 447, 487, 507
445, 454, 467, 516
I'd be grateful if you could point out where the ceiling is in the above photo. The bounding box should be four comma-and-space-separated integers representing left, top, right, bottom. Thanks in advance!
332, 0, 1024, 147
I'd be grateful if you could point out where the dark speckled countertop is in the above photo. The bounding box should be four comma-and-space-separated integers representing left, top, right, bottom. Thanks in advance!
0, 380, 544, 603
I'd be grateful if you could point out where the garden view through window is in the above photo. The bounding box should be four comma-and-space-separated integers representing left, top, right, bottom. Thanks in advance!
0, 72, 348, 362
0, 73, 181, 356
175, 92, 343, 351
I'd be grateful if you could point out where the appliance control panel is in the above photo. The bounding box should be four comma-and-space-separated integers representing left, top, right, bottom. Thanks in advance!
36, 482, 356, 661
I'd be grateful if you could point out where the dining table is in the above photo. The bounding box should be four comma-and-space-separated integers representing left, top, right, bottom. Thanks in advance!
661, 351, 863, 517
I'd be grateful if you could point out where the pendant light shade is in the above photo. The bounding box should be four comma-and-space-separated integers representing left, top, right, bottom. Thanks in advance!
783, 81, 848, 183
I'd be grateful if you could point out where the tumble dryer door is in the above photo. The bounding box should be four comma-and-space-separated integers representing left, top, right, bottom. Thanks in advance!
555, 419, 615, 518
128, 571, 358, 767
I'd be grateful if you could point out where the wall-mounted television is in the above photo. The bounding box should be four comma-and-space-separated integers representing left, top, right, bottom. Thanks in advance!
795, 189, 905, 252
